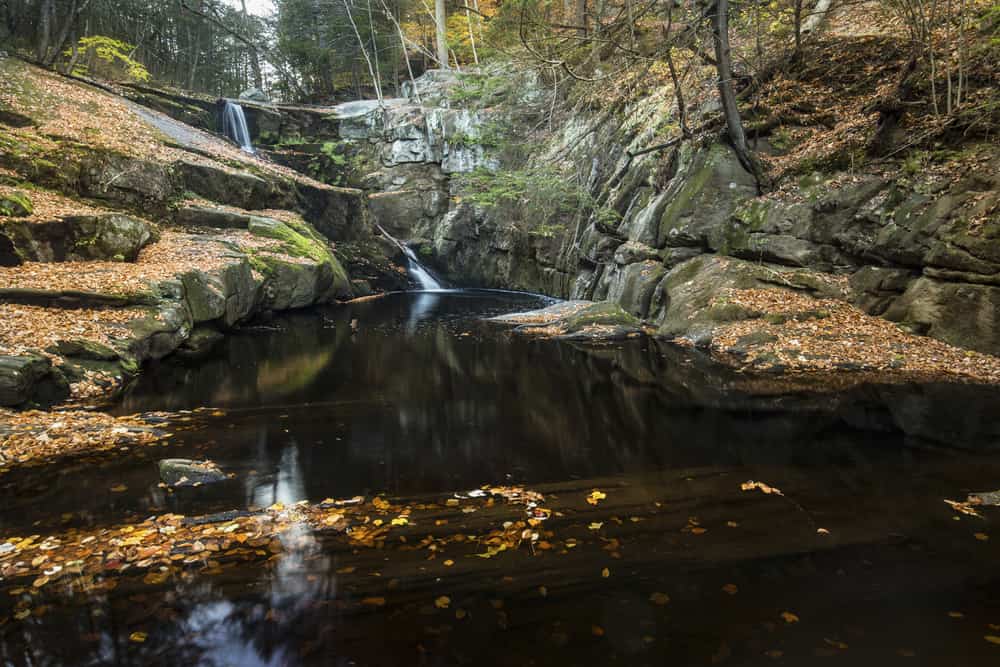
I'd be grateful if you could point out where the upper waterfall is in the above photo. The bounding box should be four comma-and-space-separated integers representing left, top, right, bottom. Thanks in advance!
222, 100, 254, 153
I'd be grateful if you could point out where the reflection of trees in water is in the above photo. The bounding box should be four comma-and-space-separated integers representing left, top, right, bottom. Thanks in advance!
117, 294, 1000, 503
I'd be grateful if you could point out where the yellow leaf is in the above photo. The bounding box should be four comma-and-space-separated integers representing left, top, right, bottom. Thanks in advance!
601, 567, 610, 578
390, 516, 409, 526
780, 611, 799, 624
586, 490, 607, 506
455, 608, 467, 619
31, 576, 49, 588
690, 526, 707, 535
588, 522, 604, 531
722, 583, 738, 595
741, 481, 782, 496
443, 559, 454, 567
435, 595, 451, 609
985, 636, 1000, 645
129, 632, 147, 643
109, 484, 127, 493
948, 611, 964, 618
650, 592, 670, 606
360, 597, 386, 606
974, 532, 989, 541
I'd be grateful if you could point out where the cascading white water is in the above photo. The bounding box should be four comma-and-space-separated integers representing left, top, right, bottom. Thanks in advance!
402, 245, 443, 290
222, 100, 254, 153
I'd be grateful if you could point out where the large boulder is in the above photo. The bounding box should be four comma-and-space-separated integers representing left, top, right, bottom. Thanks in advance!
653, 255, 843, 345
884, 277, 1000, 355
0, 214, 157, 263
0, 355, 69, 407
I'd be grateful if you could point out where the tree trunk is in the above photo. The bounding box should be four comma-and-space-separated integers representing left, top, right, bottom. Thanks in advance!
46, 0, 92, 67
239, 0, 263, 89
434, 0, 449, 68
36, 0, 54, 62
710, 0, 760, 186
576, 0, 587, 36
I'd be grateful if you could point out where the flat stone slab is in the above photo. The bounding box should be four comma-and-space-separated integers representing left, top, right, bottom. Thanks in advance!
489, 300, 643, 341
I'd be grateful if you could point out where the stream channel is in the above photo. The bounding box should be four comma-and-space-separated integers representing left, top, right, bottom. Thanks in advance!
2, 288, 1000, 665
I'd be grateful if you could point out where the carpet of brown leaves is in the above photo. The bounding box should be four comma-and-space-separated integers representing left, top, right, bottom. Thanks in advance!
0, 304, 146, 357
0, 409, 168, 471
0, 184, 109, 222
0, 484, 549, 601
0, 230, 288, 297
711, 289, 1000, 383
0, 59, 168, 158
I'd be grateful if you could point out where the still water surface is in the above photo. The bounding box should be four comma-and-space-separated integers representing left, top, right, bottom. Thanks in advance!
2, 290, 1000, 665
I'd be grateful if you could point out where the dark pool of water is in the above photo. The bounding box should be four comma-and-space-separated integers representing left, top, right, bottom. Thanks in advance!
2, 290, 1000, 666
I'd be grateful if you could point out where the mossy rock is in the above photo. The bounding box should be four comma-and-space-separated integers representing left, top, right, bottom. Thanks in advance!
0, 354, 69, 407
0, 191, 33, 217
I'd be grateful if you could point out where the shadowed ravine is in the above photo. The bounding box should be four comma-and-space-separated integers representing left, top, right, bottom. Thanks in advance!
1, 291, 999, 666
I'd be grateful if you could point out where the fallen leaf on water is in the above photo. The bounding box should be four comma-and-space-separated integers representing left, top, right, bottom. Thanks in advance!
109, 484, 127, 493
650, 592, 670, 606
985, 636, 1000, 645
948, 611, 964, 618
592, 625, 605, 637
443, 559, 454, 567
690, 526, 708, 535
587, 490, 607, 506
722, 584, 738, 595
336, 566, 356, 574
945, 499, 983, 518
601, 567, 610, 578
129, 632, 147, 643
974, 533, 989, 541
824, 638, 849, 650
817, 528, 830, 535
741, 481, 783, 496
764, 650, 783, 659
455, 609, 467, 619
588, 522, 604, 531
435, 596, 451, 609
31, 576, 49, 588
726, 521, 739, 528
539, 586, 548, 597
390, 516, 409, 526
360, 597, 386, 607
142, 571, 169, 585
781, 611, 800, 624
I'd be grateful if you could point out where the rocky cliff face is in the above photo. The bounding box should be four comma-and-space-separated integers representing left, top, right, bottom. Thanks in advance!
124, 64, 999, 362
259, 67, 997, 359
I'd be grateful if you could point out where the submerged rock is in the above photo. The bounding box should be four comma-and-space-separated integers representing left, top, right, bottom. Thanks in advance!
158, 458, 228, 486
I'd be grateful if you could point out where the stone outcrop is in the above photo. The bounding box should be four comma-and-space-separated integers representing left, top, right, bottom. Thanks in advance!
0, 213, 158, 263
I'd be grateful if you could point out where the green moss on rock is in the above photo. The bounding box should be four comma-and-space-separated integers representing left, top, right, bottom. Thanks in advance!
0, 191, 33, 217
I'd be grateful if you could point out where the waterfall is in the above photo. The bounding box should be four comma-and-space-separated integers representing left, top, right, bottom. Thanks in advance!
222, 100, 254, 153
402, 245, 443, 290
